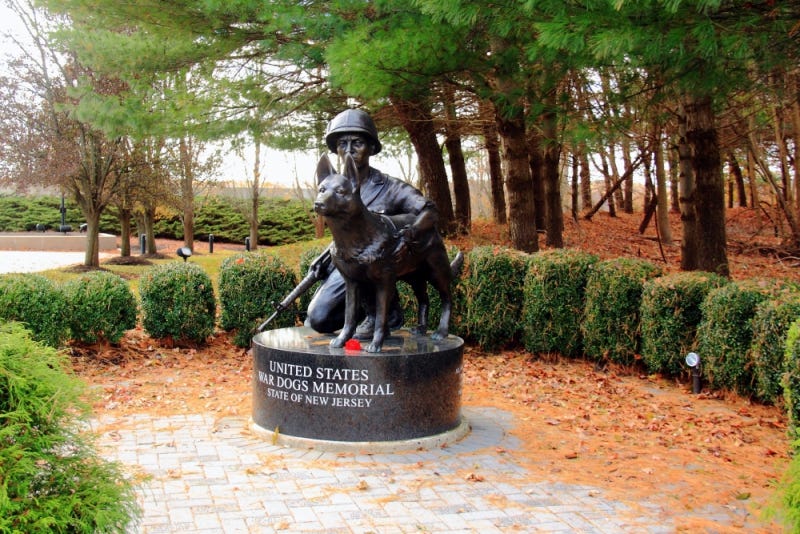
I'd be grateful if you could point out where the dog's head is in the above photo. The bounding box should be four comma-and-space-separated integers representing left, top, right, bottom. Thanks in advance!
313, 153, 363, 218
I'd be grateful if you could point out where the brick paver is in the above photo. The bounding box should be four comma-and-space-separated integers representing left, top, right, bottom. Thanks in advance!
94, 407, 757, 533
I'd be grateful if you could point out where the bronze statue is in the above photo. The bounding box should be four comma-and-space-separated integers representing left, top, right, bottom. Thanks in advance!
314, 153, 459, 352
304, 109, 440, 338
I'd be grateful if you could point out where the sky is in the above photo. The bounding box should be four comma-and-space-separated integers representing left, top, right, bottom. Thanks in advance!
0, 5, 414, 189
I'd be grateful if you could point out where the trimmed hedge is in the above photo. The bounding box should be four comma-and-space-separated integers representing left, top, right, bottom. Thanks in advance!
140, 262, 217, 344
0, 274, 69, 348
640, 271, 728, 377
219, 253, 298, 347
62, 271, 138, 344
582, 258, 663, 365
750, 290, 800, 404
451, 246, 528, 351
522, 248, 599, 357
0, 322, 139, 532
785, 319, 800, 442
776, 447, 800, 533
696, 279, 787, 397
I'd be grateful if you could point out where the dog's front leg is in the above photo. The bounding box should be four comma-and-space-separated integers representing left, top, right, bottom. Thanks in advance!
367, 282, 393, 353
331, 281, 358, 348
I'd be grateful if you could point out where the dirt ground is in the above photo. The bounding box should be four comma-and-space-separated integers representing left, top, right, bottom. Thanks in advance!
74, 208, 799, 531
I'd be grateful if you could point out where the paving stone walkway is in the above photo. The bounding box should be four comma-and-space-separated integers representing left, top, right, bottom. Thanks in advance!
92, 406, 763, 533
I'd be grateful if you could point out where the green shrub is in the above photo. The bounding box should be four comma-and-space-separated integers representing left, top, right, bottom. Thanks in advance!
750, 290, 800, 404
450, 246, 528, 351
582, 258, 663, 366
219, 253, 298, 347
156, 196, 315, 245
140, 262, 217, 344
0, 322, 139, 532
785, 320, 800, 442
0, 273, 69, 347
0, 195, 116, 234
63, 271, 138, 344
776, 444, 800, 532
521, 249, 599, 357
696, 279, 786, 397
640, 271, 728, 377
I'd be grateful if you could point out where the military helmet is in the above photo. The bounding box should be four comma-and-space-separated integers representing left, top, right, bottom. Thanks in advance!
324, 108, 382, 155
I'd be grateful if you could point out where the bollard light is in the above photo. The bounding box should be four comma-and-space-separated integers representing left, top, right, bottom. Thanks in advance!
176, 247, 192, 262
209, 234, 214, 254
685, 352, 701, 394
245, 236, 250, 251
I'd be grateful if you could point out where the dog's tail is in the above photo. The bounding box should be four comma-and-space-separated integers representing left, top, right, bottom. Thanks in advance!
450, 250, 464, 278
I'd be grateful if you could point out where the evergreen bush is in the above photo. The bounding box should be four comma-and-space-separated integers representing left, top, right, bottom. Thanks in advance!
582, 258, 663, 366
784, 319, 800, 442
750, 290, 800, 404
776, 446, 800, 533
640, 271, 728, 377
219, 253, 298, 347
0, 273, 69, 347
0, 322, 139, 532
696, 279, 786, 397
156, 196, 314, 245
451, 246, 528, 351
140, 262, 217, 344
63, 271, 138, 344
521, 248, 599, 357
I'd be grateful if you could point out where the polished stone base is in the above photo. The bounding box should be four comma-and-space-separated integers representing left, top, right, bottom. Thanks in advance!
252, 327, 465, 447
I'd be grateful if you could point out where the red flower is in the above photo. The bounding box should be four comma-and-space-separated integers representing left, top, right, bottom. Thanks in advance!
344, 339, 362, 351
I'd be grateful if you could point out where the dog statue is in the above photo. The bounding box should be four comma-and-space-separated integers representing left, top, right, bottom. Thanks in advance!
313, 154, 461, 353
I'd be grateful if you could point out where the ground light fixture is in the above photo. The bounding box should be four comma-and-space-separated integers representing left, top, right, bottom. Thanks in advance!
176, 247, 192, 262
685, 351, 701, 394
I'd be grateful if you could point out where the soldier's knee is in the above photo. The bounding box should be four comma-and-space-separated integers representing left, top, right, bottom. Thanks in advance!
305, 305, 340, 333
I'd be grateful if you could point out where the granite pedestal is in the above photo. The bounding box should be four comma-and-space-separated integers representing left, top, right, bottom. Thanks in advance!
251, 327, 467, 451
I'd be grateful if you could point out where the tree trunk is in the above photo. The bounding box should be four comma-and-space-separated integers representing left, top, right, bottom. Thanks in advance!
479, 99, 506, 224
443, 87, 471, 235
527, 128, 546, 232
571, 153, 579, 220
746, 115, 760, 209
684, 96, 728, 277
642, 149, 653, 210
496, 109, 538, 253
746, 130, 800, 246
83, 210, 101, 268
771, 103, 791, 203
654, 128, 673, 245
250, 138, 262, 251
579, 146, 592, 209
621, 134, 634, 213
677, 109, 699, 271
391, 97, 456, 234
541, 104, 563, 247
119, 207, 132, 257
727, 152, 747, 208
791, 75, 800, 225
668, 139, 680, 213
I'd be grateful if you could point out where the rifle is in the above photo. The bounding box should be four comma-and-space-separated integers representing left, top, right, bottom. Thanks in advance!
256, 245, 332, 332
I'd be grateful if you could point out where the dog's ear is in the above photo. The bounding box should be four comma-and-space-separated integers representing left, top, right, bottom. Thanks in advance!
342, 154, 360, 192
315, 154, 336, 185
